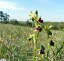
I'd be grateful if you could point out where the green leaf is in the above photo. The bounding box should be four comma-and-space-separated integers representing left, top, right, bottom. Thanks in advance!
56, 42, 64, 56
3, 44, 13, 53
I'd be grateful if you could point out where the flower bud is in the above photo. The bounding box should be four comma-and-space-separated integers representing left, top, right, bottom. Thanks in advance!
40, 49, 45, 54
50, 40, 54, 46
35, 10, 38, 15
41, 45, 45, 50
32, 17, 34, 21
28, 38, 32, 41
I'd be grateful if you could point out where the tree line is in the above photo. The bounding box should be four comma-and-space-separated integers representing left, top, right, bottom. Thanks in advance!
0, 11, 33, 26
0, 11, 64, 30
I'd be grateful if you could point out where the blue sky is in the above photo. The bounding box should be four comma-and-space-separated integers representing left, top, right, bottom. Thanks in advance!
0, 0, 64, 22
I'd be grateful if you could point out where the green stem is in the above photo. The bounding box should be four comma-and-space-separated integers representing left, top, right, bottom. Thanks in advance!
33, 34, 36, 61
47, 36, 51, 61
0, 44, 2, 56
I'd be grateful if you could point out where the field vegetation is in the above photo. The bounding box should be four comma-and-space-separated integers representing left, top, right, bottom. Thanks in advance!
0, 23, 64, 61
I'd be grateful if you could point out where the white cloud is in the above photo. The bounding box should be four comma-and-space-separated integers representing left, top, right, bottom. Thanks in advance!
0, 1, 25, 10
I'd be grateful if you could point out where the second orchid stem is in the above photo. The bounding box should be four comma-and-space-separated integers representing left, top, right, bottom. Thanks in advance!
33, 33, 37, 61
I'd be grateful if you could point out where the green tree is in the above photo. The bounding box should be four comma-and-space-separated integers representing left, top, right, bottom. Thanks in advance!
0, 11, 4, 20
3, 13, 10, 23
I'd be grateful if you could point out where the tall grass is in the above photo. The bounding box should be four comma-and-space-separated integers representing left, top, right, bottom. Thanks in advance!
0, 23, 63, 61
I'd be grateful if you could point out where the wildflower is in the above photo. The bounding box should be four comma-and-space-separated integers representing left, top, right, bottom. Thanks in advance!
50, 40, 54, 46
36, 26, 42, 32
40, 45, 45, 54
38, 18, 43, 23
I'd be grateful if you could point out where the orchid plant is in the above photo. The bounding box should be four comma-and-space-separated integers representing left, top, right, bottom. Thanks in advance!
28, 10, 55, 61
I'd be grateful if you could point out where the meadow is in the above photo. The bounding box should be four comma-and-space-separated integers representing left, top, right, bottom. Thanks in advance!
0, 23, 64, 61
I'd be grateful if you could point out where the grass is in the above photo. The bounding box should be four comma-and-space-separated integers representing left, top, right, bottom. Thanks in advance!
0, 23, 64, 61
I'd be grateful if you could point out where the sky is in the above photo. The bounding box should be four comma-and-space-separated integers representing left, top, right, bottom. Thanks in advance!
0, 0, 64, 22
